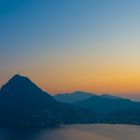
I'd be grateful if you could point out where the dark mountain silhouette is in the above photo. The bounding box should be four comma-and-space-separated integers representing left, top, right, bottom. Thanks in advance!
0, 74, 95, 127
0, 74, 59, 126
1, 74, 140, 126
99, 108, 140, 124
73, 95, 140, 113
72, 95, 140, 124
54, 91, 94, 103
100, 94, 123, 100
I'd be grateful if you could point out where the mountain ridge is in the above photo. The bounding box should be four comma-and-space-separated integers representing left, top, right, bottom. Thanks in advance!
54, 91, 128, 103
0, 74, 95, 127
54, 91, 94, 103
1, 74, 140, 126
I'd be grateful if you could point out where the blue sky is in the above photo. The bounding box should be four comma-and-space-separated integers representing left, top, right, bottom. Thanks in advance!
1, 0, 140, 96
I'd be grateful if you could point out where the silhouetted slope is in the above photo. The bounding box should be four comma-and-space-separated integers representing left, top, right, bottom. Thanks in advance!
0, 74, 57, 108
100, 109, 140, 124
73, 95, 140, 124
100, 94, 123, 100
54, 91, 93, 103
1, 74, 140, 126
73, 95, 140, 113
0, 74, 95, 127
0, 74, 59, 126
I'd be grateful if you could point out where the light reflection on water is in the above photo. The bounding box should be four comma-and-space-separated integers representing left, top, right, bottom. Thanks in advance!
0, 124, 140, 140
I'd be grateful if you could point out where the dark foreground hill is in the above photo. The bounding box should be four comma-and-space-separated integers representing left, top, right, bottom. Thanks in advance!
0, 75, 95, 127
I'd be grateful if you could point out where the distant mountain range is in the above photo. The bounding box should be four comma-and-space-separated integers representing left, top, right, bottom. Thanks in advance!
73, 95, 140, 113
0, 74, 140, 127
100, 94, 123, 100
54, 92, 124, 103
54, 91, 93, 103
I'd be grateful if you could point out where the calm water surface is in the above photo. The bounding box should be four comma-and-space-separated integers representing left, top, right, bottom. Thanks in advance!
0, 124, 140, 140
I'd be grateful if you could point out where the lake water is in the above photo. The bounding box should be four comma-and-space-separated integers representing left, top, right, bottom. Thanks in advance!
0, 124, 140, 140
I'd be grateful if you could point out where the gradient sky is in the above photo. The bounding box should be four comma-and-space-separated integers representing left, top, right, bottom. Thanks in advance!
1, 0, 140, 96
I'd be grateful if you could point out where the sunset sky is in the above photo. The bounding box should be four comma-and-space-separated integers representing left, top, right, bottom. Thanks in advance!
1, 0, 140, 96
